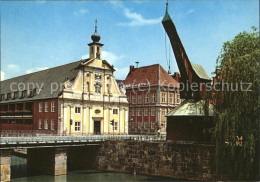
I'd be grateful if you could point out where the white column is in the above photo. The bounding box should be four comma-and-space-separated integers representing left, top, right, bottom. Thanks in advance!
83, 106, 86, 135
104, 74, 107, 95
124, 108, 128, 134
109, 107, 112, 134
104, 107, 107, 134
89, 72, 93, 94
109, 76, 112, 95
89, 106, 93, 135
119, 107, 123, 134
70, 105, 74, 135
63, 105, 67, 135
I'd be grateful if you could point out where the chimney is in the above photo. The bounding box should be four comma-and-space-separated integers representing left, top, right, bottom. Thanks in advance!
172, 72, 181, 83
130, 65, 135, 73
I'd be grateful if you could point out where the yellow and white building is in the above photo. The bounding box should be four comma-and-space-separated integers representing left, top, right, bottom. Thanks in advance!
59, 23, 129, 135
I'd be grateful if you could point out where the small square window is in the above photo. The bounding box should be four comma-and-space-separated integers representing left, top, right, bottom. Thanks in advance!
14, 92, 19, 99
75, 107, 81, 114
113, 109, 118, 115
22, 90, 27, 98
7, 93, 11, 100
1, 94, 5, 101
75, 121, 81, 132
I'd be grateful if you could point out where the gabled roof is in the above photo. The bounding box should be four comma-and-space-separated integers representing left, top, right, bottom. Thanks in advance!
166, 99, 213, 117
0, 60, 85, 103
123, 64, 179, 88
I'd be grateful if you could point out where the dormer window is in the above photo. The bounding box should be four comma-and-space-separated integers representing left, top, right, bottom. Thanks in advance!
22, 90, 27, 98
29, 88, 36, 97
1, 94, 5, 101
7, 93, 11, 100
14, 92, 19, 99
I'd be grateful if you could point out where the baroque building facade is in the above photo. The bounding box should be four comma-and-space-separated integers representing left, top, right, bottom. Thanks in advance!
0, 23, 129, 136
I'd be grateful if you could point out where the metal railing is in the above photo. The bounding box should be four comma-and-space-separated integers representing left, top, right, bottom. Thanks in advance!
0, 134, 166, 145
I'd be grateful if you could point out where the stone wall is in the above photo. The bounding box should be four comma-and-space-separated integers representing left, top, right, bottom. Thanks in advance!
94, 140, 215, 180
0, 150, 11, 182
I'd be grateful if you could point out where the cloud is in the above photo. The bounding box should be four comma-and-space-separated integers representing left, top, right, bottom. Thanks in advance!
81, 51, 124, 65
114, 67, 129, 80
81, 54, 89, 60
7, 64, 21, 72
73, 9, 89, 16
1, 71, 5, 81
102, 51, 124, 65
26, 67, 48, 74
186, 9, 195, 15
117, 8, 162, 26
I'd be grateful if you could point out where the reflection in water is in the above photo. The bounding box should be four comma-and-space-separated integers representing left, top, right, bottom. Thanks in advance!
11, 155, 177, 181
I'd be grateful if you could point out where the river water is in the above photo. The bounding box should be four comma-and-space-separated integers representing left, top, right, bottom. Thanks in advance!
11, 156, 177, 181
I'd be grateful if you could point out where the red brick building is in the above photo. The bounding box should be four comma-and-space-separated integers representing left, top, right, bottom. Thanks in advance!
123, 64, 182, 135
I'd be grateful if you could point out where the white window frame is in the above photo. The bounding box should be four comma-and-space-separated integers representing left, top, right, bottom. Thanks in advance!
177, 95, 180, 103
114, 122, 118, 131
161, 93, 166, 103
51, 102, 55, 112
132, 95, 136, 104
152, 93, 156, 103
169, 94, 173, 103
39, 119, 42, 129
39, 103, 43, 112
51, 119, 55, 130
151, 108, 155, 116
44, 119, 48, 130
45, 102, 49, 112
75, 107, 81, 114
138, 108, 142, 116
162, 108, 166, 116
138, 95, 142, 104
151, 122, 155, 129
145, 94, 149, 103
75, 121, 81, 132
132, 109, 135, 116
144, 108, 148, 116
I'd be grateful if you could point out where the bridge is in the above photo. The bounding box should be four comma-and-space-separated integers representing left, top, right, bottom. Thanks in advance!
0, 134, 166, 181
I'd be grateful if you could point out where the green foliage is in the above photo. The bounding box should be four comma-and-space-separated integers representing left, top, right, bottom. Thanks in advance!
214, 27, 260, 180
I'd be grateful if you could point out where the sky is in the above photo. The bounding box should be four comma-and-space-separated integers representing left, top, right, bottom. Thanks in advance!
1, 0, 259, 81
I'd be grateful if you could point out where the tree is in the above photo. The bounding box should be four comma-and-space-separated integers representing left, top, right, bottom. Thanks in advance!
213, 27, 260, 180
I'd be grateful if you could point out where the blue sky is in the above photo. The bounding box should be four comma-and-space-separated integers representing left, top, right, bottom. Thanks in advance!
1, 0, 259, 81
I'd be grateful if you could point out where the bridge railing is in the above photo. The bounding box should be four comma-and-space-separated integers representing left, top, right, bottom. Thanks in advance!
0, 135, 166, 145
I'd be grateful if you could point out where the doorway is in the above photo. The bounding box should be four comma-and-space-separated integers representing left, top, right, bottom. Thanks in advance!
94, 121, 101, 135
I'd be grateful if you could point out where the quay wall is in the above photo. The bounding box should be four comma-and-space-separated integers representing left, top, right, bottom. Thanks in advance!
94, 140, 215, 180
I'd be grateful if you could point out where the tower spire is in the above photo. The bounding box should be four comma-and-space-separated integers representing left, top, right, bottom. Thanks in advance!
166, 0, 168, 13
91, 19, 101, 43
95, 19, 97, 32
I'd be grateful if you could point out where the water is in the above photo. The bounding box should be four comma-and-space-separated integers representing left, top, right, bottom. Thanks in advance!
11, 156, 177, 181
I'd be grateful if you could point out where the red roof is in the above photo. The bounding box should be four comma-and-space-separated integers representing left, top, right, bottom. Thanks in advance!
123, 64, 179, 88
